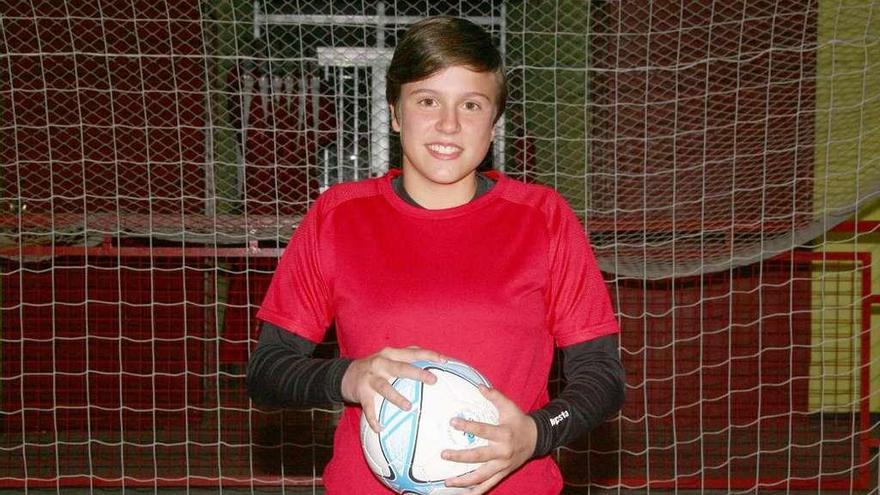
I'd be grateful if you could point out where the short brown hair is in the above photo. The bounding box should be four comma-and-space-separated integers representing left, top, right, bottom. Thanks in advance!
386, 16, 507, 122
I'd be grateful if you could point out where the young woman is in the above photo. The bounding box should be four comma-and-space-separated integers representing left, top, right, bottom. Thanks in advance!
248, 16, 625, 495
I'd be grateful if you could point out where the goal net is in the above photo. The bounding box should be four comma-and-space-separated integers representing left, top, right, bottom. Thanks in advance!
1, 0, 879, 492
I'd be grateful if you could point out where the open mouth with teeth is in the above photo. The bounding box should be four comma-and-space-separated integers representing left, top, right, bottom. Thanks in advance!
427, 144, 462, 157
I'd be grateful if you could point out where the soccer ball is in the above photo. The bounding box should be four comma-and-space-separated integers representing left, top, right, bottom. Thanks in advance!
360, 359, 500, 495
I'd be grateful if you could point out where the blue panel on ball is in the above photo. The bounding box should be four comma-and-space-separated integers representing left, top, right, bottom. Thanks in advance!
378, 375, 423, 486
411, 360, 492, 388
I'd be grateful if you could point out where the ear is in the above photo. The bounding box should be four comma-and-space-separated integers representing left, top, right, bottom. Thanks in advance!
389, 104, 401, 132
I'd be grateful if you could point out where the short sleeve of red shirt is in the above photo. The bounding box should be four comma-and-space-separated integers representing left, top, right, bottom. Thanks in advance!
256, 197, 333, 343
544, 191, 619, 347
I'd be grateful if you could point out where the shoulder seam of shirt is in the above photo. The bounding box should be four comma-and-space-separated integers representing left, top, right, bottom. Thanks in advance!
495, 180, 581, 301
495, 179, 563, 221
316, 176, 386, 215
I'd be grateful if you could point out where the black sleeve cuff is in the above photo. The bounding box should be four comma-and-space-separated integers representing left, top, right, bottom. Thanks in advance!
527, 407, 559, 458
326, 357, 353, 404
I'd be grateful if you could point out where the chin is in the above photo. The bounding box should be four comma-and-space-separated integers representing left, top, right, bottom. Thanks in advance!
428, 171, 473, 186
427, 163, 478, 182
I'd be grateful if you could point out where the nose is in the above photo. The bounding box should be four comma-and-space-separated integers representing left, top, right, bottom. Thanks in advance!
436, 106, 461, 134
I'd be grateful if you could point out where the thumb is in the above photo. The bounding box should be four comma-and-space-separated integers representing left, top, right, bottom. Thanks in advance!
479, 385, 517, 417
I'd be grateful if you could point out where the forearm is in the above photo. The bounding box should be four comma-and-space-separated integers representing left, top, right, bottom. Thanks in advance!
246, 321, 352, 407
528, 334, 626, 458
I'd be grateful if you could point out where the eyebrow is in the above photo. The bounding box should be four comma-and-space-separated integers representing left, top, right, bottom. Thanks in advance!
408, 88, 493, 101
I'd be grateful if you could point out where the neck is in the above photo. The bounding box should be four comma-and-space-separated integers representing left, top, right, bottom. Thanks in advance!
401, 171, 478, 210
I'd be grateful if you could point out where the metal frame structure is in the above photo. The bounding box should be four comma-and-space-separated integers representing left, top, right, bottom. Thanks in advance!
252, 1, 507, 177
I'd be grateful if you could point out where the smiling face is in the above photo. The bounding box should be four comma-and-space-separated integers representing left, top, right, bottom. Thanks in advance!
390, 65, 499, 209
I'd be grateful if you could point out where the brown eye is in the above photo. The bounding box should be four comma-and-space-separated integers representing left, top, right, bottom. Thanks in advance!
463, 101, 481, 111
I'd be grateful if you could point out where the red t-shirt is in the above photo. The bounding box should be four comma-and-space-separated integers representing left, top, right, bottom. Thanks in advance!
258, 169, 619, 494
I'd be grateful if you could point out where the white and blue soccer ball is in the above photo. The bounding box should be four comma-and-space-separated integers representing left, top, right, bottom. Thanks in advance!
360, 359, 500, 495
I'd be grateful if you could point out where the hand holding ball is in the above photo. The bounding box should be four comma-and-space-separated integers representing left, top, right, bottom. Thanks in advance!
360, 359, 499, 495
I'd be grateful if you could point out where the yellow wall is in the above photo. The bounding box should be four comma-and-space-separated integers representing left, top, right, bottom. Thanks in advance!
810, 201, 880, 412
810, 0, 880, 412
810, 0, 880, 411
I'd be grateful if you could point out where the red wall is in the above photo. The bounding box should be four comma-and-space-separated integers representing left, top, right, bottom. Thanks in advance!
1, 258, 205, 433
589, 1, 816, 233
1, 0, 206, 215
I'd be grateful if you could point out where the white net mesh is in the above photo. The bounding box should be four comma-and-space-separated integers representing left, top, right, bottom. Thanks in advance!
580, 1, 880, 279
1, 0, 879, 492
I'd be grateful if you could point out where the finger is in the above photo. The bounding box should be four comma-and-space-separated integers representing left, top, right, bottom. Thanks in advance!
375, 378, 412, 411
388, 360, 440, 385
479, 386, 517, 418
362, 400, 382, 433
441, 445, 493, 464
479, 386, 509, 406
463, 472, 506, 495
389, 347, 448, 364
450, 416, 500, 441
420, 367, 438, 385
444, 462, 495, 488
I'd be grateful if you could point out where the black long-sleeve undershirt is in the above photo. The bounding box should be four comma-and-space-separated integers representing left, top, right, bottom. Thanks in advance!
527, 333, 625, 457
246, 321, 351, 407
247, 321, 625, 457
